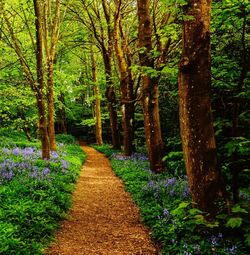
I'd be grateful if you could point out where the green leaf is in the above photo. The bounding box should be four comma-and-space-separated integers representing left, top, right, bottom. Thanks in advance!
232, 205, 248, 214
171, 202, 189, 216
226, 217, 243, 228
189, 208, 203, 216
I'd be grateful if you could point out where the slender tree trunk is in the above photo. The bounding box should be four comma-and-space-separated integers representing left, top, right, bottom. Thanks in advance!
91, 48, 103, 145
178, 0, 225, 215
99, 0, 121, 149
42, 0, 61, 151
94, 84, 103, 145
120, 77, 134, 156
103, 51, 121, 149
47, 60, 57, 150
114, 5, 134, 156
34, 0, 50, 159
137, 0, 164, 172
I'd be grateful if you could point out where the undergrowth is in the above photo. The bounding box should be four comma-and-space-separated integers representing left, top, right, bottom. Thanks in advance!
0, 129, 85, 255
92, 144, 249, 255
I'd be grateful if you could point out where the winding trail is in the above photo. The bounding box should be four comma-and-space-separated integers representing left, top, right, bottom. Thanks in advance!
46, 145, 158, 255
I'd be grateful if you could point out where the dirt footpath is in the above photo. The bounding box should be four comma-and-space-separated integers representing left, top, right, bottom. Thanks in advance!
46, 145, 158, 255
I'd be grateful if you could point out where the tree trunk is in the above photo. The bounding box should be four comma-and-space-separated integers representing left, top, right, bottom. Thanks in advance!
94, 84, 103, 145
114, 4, 134, 156
47, 60, 57, 151
42, 0, 60, 151
100, 0, 121, 150
120, 78, 134, 156
34, 0, 50, 159
91, 48, 103, 145
103, 51, 121, 149
137, 0, 164, 172
178, 0, 225, 215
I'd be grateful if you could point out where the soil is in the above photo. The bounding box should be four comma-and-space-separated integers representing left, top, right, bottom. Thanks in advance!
46, 145, 159, 255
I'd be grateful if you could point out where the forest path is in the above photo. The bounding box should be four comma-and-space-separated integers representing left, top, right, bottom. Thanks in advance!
46, 145, 158, 255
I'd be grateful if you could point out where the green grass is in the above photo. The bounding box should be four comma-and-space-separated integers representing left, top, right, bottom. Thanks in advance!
0, 130, 85, 255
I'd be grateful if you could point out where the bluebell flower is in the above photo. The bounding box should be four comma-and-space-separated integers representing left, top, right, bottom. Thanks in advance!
2, 148, 9, 153
51, 151, 59, 159
163, 208, 170, 217
224, 245, 238, 255
42, 168, 50, 176
62, 160, 69, 169
148, 180, 154, 188
12, 147, 21, 155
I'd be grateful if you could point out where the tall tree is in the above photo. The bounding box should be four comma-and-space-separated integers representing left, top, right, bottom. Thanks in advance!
114, 0, 135, 156
33, 0, 50, 159
178, 0, 225, 215
3, 0, 50, 159
91, 44, 103, 145
137, 0, 164, 172
42, 0, 63, 151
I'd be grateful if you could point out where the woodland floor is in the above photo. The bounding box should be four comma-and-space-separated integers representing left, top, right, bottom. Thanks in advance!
46, 145, 158, 255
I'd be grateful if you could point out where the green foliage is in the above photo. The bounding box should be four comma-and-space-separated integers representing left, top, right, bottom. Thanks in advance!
91, 144, 118, 157
0, 130, 85, 254
94, 144, 250, 254
55, 134, 76, 144
226, 217, 243, 228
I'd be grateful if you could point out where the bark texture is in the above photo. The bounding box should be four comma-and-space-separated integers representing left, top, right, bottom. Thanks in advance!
42, 0, 62, 151
137, 0, 164, 172
114, 3, 134, 156
101, 0, 121, 149
91, 48, 103, 145
178, 0, 224, 214
34, 0, 50, 159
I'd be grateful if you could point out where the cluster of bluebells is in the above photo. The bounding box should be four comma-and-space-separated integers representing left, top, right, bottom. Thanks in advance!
0, 145, 69, 184
143, 176, 190, 201
2, 147, 42, 159
111, 152, 148, 161
207, 233, 239, 255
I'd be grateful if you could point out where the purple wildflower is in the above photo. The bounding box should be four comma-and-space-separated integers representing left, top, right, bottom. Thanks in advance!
148, 180, 154, 188
2, 148, 9, 153
42, 168, 50, 176
51, 151, 59, 159
12, 147, 20, 156
163, 208, 170, 217
62, 160, 69, 169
